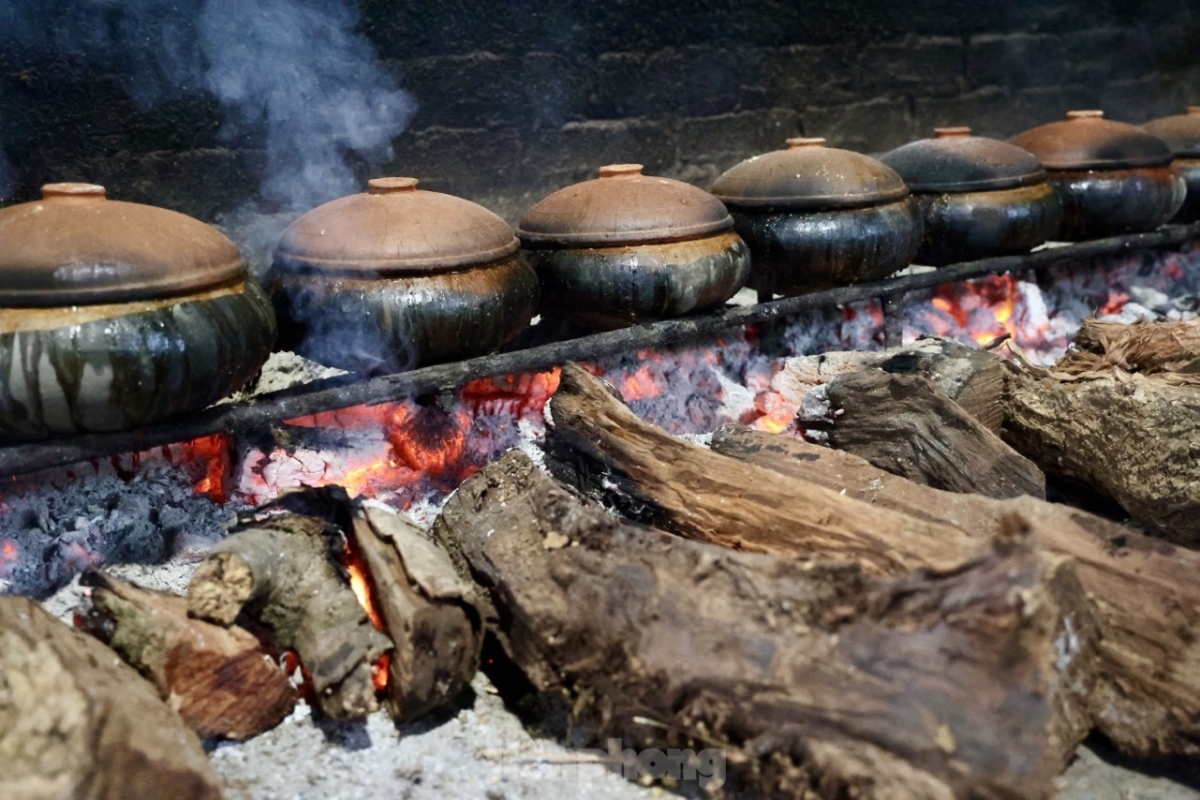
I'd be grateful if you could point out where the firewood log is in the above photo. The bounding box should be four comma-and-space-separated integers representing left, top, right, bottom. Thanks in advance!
352, 501, 483, 722
186, 498, 391, 720
711, 425, 1200, 759
432, 450, 1096, 799
0, 595, 222, 800
544, 363, 979, 574
801, 368, 1045, 499
83, 570, 296, 740
1064, 317, 1200, 375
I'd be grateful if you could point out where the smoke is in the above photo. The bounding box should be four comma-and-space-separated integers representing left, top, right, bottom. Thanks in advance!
0, 0, 416, 212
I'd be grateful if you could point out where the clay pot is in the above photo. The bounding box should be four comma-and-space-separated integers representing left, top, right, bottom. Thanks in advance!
1011, 110, 1185, 240
268, 177, 539, 375
1142, 106, 1200, 224
711, 138, 922, 295
517, 164, 750, 329
0, 183, 276, 440
881, 127, 1061, 266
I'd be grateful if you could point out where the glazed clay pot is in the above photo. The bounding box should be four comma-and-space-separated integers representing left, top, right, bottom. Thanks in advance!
1011, 110, 1185, 240
269, 177, 539, 375
517, 164, 750, 330
881, 127, 1061, 266
711, 138, 922, 295
0, 183, 276, 440
1142, 106, 1200, 224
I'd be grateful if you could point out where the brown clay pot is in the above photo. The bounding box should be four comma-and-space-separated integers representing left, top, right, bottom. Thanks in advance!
1143, 106, 1200, 224
0, 183, 276, 441
1011, 110, 1185, 240
711, 138, 922, 295
881, 127, 1061, 266
268, 177, 538, 375
517, 164, 750, 330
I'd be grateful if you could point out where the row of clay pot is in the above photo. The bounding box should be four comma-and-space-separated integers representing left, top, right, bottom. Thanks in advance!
0, 108, 1196, 440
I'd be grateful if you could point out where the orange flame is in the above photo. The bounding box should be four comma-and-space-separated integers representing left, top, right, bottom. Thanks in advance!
341, 534, 389, 692
931, 274, 1031, 346
0, 539, 16, 564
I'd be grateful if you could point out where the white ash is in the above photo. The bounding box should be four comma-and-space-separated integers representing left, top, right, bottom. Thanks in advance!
228, 350, 348, 402
39, 556, 202, 623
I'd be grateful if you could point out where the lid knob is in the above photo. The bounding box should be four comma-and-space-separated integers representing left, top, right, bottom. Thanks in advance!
934, 126, 972, 138
786, 137, 827, 149
368, 177, 419, 194
598, 164, 644, 178
41, 183, 106, 200
1067, 110, 1104, 120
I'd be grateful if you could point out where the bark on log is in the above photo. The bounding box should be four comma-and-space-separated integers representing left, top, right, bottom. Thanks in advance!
352, 501, 483, 722
786, 337, 1200, 544
432, 450, 1096, 799
802, 368, 1045, 499
83, 570, 296, 740
186, 505, 391, 720
544, 364, 978, 574
711, 425, 1200, 759
1065, 318, 1200, 375
0, 595, 222, 800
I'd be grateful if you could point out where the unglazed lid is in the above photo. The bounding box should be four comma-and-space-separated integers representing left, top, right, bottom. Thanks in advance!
517, 164, 733, 247
274, 177, 520, 274
710, 138, 910, 211
0, 183, 246, 307
1010, 110, 1174, 170
1142, 107, 1200, 158
880, 127, 1048, 193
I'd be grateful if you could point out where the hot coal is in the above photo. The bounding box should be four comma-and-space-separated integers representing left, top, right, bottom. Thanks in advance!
0, 463, 234, 598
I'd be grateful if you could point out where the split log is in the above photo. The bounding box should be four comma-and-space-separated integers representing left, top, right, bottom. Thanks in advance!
1065, 317, 1200, 375
544, 364, 979, 574
711, 425, 1200, 759
0, 595, 222, 800
432, 450, 1097, 799
186, 500, 391, 720
83, 570, 296, 740
351, 501, 483, 722
783, 337, 1200, 544
801, 368, 1045, 499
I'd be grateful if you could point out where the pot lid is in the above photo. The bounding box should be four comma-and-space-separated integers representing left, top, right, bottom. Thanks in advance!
275, 177, 520, 274
517, 164, 733, 247
1142, 107, 1200, 158
880, 127, 1048, 193
0, 183, 246, 307
710, 138, 910, 211
1010, 110, 1174, 170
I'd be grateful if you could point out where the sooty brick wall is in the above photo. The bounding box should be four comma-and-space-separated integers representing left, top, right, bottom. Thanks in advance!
2, 0, 1199, 238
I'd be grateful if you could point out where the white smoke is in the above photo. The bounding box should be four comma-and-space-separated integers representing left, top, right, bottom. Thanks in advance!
0, 0, 417, 212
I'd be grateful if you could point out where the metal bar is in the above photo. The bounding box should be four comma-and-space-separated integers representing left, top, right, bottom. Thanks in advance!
3, 223, 1198, 477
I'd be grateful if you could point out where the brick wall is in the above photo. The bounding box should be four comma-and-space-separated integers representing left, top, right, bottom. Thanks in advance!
2, 0, 1199, 233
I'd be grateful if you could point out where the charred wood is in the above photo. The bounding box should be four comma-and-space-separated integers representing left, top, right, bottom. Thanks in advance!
82, 570, 296, 740
544, 363, 978, 573
351, 501, 483, 722
0, 595, 222, 800
186, 500, 391, 720
802, 368, 1045, 499
432, 450, 1096, 799
712, 425, 1200, 759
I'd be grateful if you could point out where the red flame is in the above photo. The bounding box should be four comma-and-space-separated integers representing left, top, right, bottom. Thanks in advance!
1099, 292, 1130, 316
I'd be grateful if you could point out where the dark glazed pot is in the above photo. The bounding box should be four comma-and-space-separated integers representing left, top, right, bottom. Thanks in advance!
0, 183, 276, 441
1011, 110, 1185, 240
711, 138, 922, 295
269, 177, 539, 375
881, 127, 1061, 266
518, 164, 750, 329
1143, 106, 1200, 223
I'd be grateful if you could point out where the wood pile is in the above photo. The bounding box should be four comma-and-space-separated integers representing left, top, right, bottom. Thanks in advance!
3, 317, 1200, 798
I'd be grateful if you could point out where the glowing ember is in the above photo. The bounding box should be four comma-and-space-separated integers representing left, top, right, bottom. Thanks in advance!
341, 535, 389, 692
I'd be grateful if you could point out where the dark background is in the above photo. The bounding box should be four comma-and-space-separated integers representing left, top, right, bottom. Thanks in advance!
2, 0, 1199, 236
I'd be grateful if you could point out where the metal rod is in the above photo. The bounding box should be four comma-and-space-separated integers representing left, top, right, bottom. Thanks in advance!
3, 223, 1198, 477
